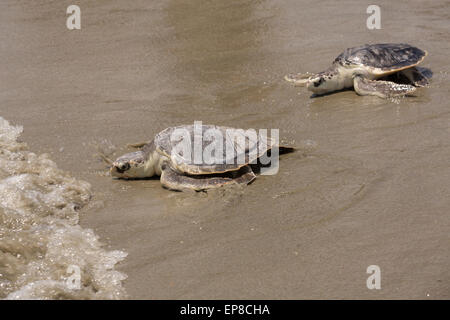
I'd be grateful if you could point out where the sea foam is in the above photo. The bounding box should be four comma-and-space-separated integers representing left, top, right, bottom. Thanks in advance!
0, 117, 127, 299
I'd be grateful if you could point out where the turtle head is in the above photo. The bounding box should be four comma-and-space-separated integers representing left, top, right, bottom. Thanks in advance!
306, 71, 339, 95
110, 150, 150, 179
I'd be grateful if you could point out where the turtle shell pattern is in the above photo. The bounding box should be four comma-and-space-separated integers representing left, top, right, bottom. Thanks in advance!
334, 43, 427, 73
154, 125, 275, 175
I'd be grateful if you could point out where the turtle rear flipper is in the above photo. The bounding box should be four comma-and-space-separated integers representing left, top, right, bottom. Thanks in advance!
353, 75, 416, 98
398, 67, 430, 87
160, 165, 256, 192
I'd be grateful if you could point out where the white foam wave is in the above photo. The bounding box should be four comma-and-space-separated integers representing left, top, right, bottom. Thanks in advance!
0, 117, 127, 299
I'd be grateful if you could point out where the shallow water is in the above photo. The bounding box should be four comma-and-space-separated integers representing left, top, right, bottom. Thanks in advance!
0, 117, 127, 299
1, 0, 449, 299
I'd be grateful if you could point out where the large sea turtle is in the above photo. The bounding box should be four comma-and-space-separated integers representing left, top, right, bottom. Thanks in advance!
109, 124, 293, 191
285, 43, 430, 98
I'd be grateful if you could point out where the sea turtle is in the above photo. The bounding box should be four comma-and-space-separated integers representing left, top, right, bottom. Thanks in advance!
109, 124, 293, 191
285, 43, 430, 98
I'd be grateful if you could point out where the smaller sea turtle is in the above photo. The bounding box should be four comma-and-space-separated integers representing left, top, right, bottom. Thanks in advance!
285, 43, 430, 98
109, 124, 293, 191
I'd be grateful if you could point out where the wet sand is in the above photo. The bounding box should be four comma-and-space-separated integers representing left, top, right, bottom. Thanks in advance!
1, 0, 449, 298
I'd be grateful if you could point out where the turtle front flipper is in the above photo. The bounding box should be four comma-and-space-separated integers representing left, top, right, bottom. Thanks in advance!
353, 75, 416, 98
284, 72, 313, 86
160, 165, 256, 192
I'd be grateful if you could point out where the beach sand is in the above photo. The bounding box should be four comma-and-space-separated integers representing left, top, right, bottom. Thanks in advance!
1, 0, 449, 298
